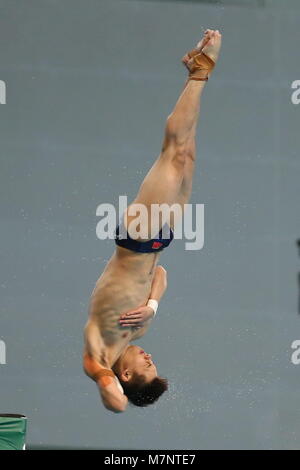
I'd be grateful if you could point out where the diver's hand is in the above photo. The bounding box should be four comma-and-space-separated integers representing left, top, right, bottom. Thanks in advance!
118, 306, 154, 328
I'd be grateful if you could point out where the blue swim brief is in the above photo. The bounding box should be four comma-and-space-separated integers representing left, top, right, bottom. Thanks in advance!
114, 222, 174, 253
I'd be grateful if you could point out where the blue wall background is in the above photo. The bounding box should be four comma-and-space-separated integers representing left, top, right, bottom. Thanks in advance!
0, 0, 299, 449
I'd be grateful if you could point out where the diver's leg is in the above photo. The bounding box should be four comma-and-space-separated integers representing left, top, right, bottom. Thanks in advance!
125, 30, 222, 238
175, 122, 197, 211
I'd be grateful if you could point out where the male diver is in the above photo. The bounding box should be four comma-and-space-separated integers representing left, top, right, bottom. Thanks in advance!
83, 29, 222, 412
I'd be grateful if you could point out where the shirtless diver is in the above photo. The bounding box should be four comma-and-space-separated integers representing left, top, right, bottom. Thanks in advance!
83, 29, 222, 412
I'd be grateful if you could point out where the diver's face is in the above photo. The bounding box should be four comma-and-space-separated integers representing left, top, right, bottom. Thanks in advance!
125, 345, 158, 382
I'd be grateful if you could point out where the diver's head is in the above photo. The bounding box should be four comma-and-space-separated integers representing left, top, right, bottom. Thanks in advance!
113, 345, 168, 407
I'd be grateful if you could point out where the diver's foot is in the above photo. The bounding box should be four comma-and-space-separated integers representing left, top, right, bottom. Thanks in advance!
181, 29, 213, 67
201, 29, 222, 64
183, 29, 222, 81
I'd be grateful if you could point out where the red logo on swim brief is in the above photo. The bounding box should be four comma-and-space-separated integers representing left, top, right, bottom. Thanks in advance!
152, 241, 163, 249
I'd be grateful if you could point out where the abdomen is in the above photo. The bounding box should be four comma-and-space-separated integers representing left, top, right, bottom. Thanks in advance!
89, 267, 152, 346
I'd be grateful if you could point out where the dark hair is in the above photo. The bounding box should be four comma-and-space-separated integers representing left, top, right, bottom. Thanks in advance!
119, 374, 168, 407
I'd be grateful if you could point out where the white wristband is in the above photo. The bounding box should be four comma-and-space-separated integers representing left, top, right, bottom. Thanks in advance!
115, 375, 124, 394
147, 299, 158, 317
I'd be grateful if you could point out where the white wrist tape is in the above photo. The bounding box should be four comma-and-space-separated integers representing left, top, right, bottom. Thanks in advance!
115, 375, 124, 394
147, 299, 158, 317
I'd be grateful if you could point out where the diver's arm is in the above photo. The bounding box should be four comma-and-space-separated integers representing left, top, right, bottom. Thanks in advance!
148, 265, 168, 305
83, 325, 128, 413
99, 381, 128, 413
83, 350, 128, 413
